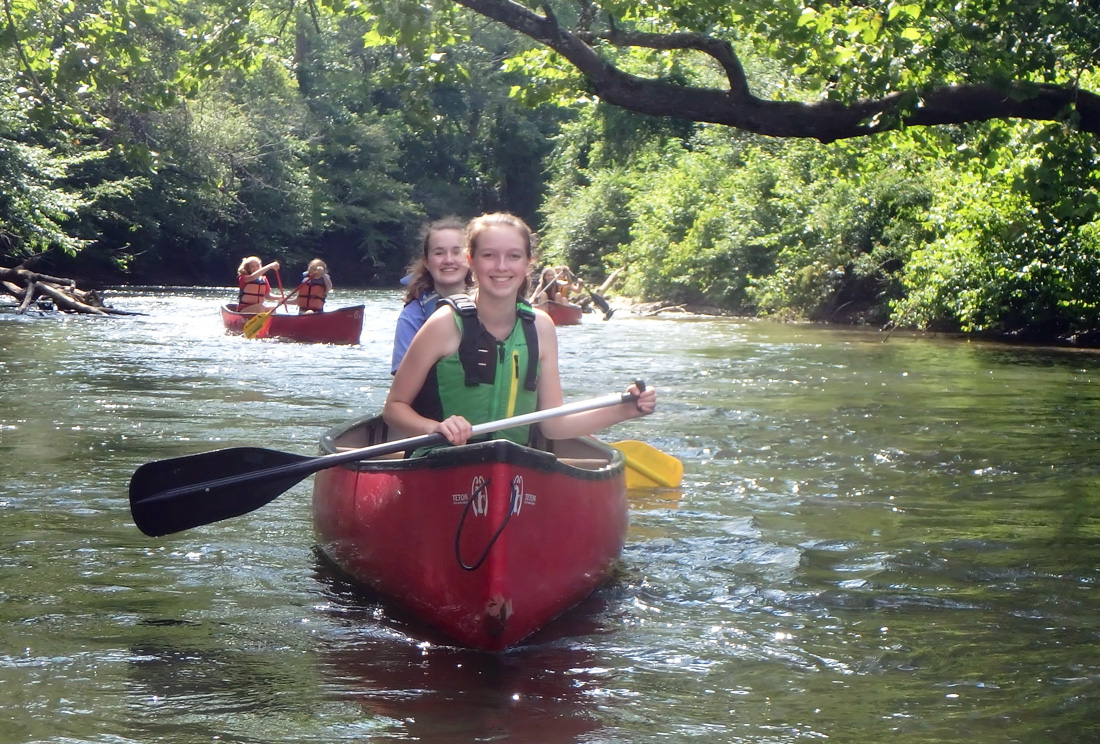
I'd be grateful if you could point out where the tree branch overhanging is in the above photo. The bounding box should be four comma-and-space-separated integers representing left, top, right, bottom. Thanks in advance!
455, 0, 1100, 142
577, 28, 752, 100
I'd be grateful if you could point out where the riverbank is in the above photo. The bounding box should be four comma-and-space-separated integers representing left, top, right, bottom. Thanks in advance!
607, 297, 1100, 352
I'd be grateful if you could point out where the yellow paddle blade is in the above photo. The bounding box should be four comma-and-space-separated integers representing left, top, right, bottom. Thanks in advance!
612, 440, 684, 489
242, 311, 272, 339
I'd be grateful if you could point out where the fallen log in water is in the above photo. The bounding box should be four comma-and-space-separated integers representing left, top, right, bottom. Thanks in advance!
0, 266, 143, 315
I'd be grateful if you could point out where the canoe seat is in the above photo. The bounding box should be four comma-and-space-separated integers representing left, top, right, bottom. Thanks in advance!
557, 458, 612, 470
334, 448, 609, 469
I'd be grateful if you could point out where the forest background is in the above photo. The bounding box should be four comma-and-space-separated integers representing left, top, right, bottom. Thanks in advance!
1, 0, 1098, 342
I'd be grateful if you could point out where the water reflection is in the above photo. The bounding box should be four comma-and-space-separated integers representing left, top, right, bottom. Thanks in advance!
310, 557, 608, 742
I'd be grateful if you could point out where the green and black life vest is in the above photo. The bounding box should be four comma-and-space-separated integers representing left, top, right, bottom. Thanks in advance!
411, 295, 540, 447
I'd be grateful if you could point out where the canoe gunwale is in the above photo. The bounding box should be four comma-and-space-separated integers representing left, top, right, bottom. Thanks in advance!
317, 412, 624, 480
221, 302, 365, 317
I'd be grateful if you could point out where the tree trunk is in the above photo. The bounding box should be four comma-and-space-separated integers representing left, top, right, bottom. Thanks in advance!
0, 267, 143, 316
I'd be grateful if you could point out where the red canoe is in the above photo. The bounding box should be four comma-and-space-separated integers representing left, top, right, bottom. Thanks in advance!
312, 414, 628, 651
220, 303, 364, 345
534, 300, 583, 326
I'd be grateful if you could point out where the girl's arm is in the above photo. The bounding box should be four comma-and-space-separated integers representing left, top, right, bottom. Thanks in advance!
390, 303, 423, 375
245, 261, 280, 281
531, 312, 656, 440
383, 309, 468, 442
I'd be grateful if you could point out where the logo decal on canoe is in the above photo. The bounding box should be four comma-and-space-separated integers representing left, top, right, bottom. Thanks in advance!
452, 474, 490, 515
510, 476, 523, 515
471, 475, 488, 516
510, 475, 535, 514
451, 475, 531, 516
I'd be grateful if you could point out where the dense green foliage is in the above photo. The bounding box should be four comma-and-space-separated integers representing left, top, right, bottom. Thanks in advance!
538, 105, 1100, 337
0, 87, 89, 258
893, 125, 1100, 337
1, 1, 1099, 342
0, 0, 555, 284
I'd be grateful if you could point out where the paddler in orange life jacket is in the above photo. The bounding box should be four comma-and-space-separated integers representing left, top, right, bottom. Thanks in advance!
236, 256, 281, 313
383, 212, 657, 450
296, 258, 332, 314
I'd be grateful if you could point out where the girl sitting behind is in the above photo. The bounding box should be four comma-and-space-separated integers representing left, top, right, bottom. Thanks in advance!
391, 217, 472, 373
296, 259, 332, 314
534, 266, 565, 304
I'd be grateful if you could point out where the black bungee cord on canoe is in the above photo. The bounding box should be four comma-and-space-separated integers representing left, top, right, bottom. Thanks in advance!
454, 477, 523, 571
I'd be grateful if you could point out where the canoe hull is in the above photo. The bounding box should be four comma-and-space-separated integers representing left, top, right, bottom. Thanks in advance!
534, 301, 583, 326
220, 303, 364, 345
312, 416, 627, 651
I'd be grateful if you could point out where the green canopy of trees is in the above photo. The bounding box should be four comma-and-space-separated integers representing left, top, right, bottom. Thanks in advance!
1, 0, 1098, 341
1, 0, 559, 284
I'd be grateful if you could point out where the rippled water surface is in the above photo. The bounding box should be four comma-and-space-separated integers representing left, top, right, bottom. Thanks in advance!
2, 288, 1099, 743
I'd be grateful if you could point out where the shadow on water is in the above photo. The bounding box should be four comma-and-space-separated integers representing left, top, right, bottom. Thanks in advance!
304, 553, 614, 742
121, 555, 620, 742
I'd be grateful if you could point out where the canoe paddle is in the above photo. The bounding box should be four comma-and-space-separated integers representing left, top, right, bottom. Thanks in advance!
603, 380, 679, 486
613, 440, 684, 488
242, 287, 299, 338
586, 287, 615, 320
130, 390, 642, 537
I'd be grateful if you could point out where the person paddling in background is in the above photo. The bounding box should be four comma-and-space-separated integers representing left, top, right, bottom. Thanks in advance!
236, 256, 281, 313
534, 266, 569, 305
384, 212, 656, 449
296, 258, 332, 314
556, 265, 582, 302
390, 217, 473, 374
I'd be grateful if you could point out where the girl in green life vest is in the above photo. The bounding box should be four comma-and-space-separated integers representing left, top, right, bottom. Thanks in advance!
383, 212, 656, 447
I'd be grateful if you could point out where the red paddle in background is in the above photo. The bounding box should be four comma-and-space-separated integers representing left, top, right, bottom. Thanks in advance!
273, 268, 285, 302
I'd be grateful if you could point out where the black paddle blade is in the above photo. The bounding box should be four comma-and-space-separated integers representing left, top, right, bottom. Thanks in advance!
588, 290, 612, 315
129, 447, 313, 537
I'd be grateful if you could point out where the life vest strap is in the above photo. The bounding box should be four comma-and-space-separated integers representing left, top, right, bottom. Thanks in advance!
439, 294, 539, 391
516, 300, 538, 391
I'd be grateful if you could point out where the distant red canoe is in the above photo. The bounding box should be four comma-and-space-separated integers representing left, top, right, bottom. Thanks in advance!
220, 303, 364, 345
534, 301, 583, 326
312, 415, 627, 651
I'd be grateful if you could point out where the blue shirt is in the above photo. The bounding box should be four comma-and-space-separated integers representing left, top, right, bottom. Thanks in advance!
391, 290, 440, 374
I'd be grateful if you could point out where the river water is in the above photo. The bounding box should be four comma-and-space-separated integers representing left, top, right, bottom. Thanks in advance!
1, 287, 1098, 743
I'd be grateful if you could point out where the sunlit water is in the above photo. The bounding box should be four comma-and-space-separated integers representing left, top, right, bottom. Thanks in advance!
2, 288, 1098, 743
